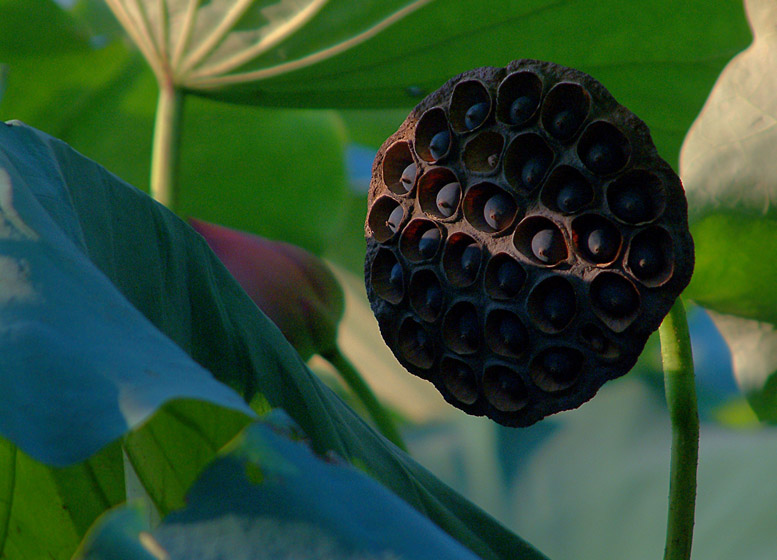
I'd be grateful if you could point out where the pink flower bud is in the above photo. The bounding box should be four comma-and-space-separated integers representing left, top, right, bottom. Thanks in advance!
189, 218, 344, 360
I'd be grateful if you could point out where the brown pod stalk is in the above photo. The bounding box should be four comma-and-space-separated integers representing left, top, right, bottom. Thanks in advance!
364, 59, 694, 427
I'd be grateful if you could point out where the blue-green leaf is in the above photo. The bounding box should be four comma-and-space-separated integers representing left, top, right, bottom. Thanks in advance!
0, 121, 254, 466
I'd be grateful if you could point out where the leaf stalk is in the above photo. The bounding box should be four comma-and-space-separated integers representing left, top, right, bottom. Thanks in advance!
658, 298, 699, 560
150, 79, 184, 210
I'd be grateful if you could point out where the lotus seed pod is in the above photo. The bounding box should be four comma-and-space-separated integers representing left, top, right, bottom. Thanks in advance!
365, 59, 694, 426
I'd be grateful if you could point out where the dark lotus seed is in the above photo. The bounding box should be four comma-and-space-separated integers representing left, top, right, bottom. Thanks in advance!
557, 181, 588, 213
585, 141, 621, 175
582, 328, 607, 353
423, 283, 443, 317
611, 189, 651, 223
521, 157, 547, 190
494, 375, 527, 411
496, 260, 523, 297
400, 323, 431, 362
549, 109, 579, 139
595, 277, 638, 317
483, 193, 513, 230
498, 315, 526, 354
429, 130, 450, 161
457, 310, 480, 350
542, 286, 575, 329
400, 163, 416, 192
386, 205, 404, 233
586, 227, 619, 262
531, 228, 565, 264
389, 262, 403, 288
448, 364, 477, 404
418, 228, 441, 258
509, 95, 535, 124
464, 102, 489, 130
487, 153, 499, 168
542, 350, 577, 384
629, 239, 663, 279
436, 182, 460, 217
461, 243, 481, 278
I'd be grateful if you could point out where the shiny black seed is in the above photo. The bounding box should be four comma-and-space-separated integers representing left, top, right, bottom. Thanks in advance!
629, 239, 664, 279
531, 228, 565, 264
595, 277, 638, 317
549, 109, 580, 139
389, 262, 403, 288
611, 189, 652, 223
436, 182, 460, 217
484, 193, 513, 230
464, 102, 489, 130
418, 228, 441, 258
521, 157, 547, 189
461, 243, 481, 278
498, 315, 526, 354
509, 95, 536, 124
400, 163, 416, 192
542, 287, 575, 329
556, 181, 588, 213
586, 227, 619, 262
429, 130, 450, 161
457, 310, 480, 350
585, 142, 621, 175
386, 206, 403, 233
496, 260, 523, 297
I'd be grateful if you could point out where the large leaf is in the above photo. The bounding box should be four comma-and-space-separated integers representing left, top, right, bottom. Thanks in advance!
79, 413, 482, 560
0, 122, 254, 466
0, 121, 544, 559
680, 0, 777, 420
104, 0, 750, 164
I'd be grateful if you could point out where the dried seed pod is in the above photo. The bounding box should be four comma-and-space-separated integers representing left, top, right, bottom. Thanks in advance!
365, 59, 694, 427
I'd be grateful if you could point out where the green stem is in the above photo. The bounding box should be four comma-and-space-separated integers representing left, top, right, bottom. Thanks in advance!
150, 79, 184, 209
322, 346, 407, 451
658, 298, 699, 560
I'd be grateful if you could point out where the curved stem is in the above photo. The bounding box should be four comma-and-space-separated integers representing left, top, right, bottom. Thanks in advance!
322, 346, 407, 452
658, 298, 699, 560
150, 80, 184, 210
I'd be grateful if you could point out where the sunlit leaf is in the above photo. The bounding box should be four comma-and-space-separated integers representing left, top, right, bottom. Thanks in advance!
680, 0, 777, 420
0, 439, 124, 559
703, 312, 777, 423
124, 400, 252, 515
